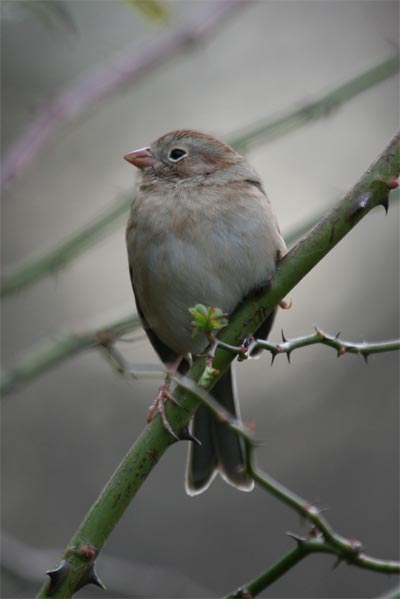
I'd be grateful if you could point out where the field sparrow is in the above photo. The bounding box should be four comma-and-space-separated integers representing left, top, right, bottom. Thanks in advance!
124, 130, 286, 495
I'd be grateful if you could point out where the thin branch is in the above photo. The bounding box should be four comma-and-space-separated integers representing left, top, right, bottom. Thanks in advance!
2, 56, 398, 298
0, 315, 141, 395
229, 54, 399, 153
249, 450, 399, 569
101, 345, 254, 441
227, 545, 311, 598
172, 372, 254, 444
216, 327, 400, 364
222, 446, 400, 597
35, 133, 399, 598
0, 194, 131, 298
226, 534, 400, 599
0, 0, 245, 190
99, 343, 164, 379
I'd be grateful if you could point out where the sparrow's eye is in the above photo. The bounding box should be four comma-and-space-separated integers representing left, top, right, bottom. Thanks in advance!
168, 148, 187, 162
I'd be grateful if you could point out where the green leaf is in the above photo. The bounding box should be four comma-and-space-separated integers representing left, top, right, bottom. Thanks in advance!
123, 0, 170, 23
189, 304, 229, 337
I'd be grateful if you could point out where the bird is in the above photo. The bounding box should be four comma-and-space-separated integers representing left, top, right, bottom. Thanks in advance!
124, 129, 286, 495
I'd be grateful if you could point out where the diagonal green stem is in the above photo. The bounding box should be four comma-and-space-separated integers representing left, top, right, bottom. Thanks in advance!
225, 544, 312, 598
230, 54, 399, 153
0, 195, 131, 298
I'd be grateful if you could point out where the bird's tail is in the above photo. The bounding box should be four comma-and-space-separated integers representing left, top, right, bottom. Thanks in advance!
185, 366, 254, 495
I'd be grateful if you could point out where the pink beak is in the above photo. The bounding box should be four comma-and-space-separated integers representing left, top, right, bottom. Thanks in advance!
123, 147, 155, 169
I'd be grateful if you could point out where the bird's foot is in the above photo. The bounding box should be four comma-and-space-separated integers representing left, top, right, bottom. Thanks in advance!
147, 355, 184, 439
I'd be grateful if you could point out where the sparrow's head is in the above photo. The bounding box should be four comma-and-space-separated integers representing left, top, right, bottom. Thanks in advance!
123, 129, 246, 182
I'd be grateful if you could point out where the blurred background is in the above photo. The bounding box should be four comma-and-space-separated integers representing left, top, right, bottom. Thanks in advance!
1, 1, 399, 598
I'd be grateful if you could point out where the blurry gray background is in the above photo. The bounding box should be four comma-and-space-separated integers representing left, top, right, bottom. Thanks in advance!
1, 1, 399, 598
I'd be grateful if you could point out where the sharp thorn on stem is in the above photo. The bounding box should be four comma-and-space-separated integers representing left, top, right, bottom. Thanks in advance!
332, 556, 343, 570
46, 560, 70, 596
178, 426, 201, 446
87, 564, 106, 590
76, 563, 106, 591
286, 531, 307, 545
381, 195, 389, 215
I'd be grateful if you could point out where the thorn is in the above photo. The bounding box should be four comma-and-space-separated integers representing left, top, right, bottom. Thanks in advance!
332, 556, 343, 570
313, 325, 324, 338
286, 531, 307, 544
335, 331, 341, 339
281, 329, 287, 343
46, 560, 70, 596
270, 351, 277, 366
88, 564, 106, 590
362, 353, 369, 365
381, 195, 389, 215
178, 426, 201, 446
76, 563, 106, 592
286, 351, 291, 364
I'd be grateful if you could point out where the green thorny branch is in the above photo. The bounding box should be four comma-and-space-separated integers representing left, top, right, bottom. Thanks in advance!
2, 54, 398, 298
211, 325, 400, 365
35, 133, 399, 598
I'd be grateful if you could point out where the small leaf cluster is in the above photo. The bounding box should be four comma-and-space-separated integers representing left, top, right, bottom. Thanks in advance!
189, 304, 228, 339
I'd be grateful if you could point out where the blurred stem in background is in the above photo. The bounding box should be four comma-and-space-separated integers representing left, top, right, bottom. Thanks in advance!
1, 54, 398, 298
0, 315, 141, 396
0, 0, 246, 190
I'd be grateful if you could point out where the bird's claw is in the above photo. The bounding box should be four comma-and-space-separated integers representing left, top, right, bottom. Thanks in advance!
147, 378, 180, 440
